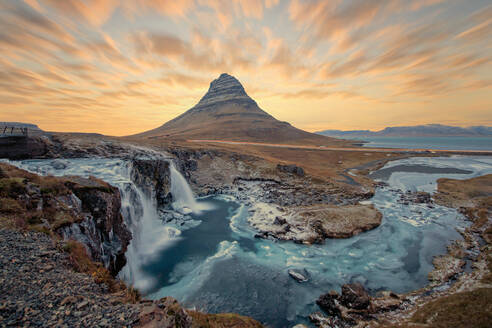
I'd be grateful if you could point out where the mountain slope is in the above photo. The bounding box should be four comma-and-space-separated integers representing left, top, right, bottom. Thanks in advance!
133, 73, 343, 146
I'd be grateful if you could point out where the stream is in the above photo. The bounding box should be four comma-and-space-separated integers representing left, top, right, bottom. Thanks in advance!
7, 155, 492, 327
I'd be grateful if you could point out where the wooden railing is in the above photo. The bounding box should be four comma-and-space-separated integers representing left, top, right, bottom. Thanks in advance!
0, 126, 29, 137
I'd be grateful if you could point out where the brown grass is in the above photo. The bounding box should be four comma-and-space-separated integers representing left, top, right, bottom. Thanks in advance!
410, 288, 492, 328
61, 240, 131, 294
188, 311, 264, 328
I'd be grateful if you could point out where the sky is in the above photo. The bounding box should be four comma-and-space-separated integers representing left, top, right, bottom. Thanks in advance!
0, 0, 491, 136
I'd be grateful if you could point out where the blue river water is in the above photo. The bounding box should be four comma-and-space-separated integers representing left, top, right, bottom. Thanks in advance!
359, 136, 492, 150
5, 156, 492, 327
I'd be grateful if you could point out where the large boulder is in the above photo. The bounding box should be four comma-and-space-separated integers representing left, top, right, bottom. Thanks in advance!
314, 284, 403, 327
277, 164, 305, 177
340, 283, 371, 310
316, 291, 341, 317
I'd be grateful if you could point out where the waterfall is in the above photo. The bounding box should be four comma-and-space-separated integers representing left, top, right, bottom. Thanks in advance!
169, 163, 200, 214
117, 160, 187, 292
168, 161, 215, 215
6, 156, 210, 293
119, 159, 212, 292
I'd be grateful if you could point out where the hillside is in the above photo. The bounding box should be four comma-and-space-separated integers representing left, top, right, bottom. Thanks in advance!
132, 74, 345, 146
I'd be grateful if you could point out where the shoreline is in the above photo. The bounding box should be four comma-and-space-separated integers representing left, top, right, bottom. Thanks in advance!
188, 139, 492, 155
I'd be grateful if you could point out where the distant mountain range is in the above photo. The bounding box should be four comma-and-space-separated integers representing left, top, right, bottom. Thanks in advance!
316, 124, 492, 138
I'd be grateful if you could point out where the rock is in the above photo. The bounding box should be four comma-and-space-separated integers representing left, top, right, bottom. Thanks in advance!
428, 255, 466, 285
61, 296, 77, 306
314, 283, 403, 326
398, 191, 433, 205
340, 283, 370, 310
59, 176, 132, 275
0, 230, 141, 327
277, 164, 305, 177
0, 136, 49, 160
309, 311, 336, 328
137, 297, 192, 328
51, 159, 69, 170
316, 291, 341, 317
131, 159, 172, 207
288, 269, 310, 283
371, 293, 402, 312
273, 216, 287, 225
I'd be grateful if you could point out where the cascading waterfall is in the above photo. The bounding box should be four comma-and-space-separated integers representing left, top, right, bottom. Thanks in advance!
11, 156, 211, 293
169, 163, 199, 214
169, 161, 214, 215
119, 159, 213, 292
118, 179, 181, 292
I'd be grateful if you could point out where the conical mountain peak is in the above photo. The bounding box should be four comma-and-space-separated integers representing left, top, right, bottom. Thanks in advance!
192, 73, 256, 111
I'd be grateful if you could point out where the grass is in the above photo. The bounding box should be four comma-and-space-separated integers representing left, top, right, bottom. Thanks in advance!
188, 311, 264, 328
410, 288, 492, 328
0, 198, 23, 213
0, 177, 27, 198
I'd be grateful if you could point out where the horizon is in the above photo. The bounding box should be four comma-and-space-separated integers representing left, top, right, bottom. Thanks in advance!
0, 1, 491, 136
2, 119, 492, 136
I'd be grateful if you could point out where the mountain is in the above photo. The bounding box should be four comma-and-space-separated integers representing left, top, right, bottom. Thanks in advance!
316, 124, 492, 138
133, 73, 342, 145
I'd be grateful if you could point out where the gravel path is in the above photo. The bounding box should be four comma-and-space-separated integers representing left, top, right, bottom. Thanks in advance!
0, 229, 140, 328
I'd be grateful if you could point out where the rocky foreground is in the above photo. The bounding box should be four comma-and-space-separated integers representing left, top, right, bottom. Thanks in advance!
0, 229, 263, 328
0, 229, 140, 327
0, 161, 263, 327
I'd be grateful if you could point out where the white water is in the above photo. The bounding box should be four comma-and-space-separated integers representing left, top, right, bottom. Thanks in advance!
169, 162, 214, 214
3, 157, 208, 293
6, 155, 492, 327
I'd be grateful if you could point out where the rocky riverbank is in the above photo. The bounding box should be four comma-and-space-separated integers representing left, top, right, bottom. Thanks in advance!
308, 174, 492, 327
166, 147, 382, 244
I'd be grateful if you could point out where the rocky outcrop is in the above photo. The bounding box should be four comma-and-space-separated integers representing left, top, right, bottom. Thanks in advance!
313, 283, 403, 327
59, 176, 132, 275
251, 204, 382, 244
0, 163, 131, 275
398, 191, 433, 205
277, 164, 305, 177
0, 229, 141, 327
0, 136, 49, 160
130, 159, 172, 207
137, 297, 192, 328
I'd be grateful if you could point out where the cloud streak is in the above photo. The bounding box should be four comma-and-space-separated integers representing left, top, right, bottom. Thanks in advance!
0, 0, 490, 135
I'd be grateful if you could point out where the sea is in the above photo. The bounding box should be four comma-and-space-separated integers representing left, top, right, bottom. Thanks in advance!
359, 136, 492, 151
